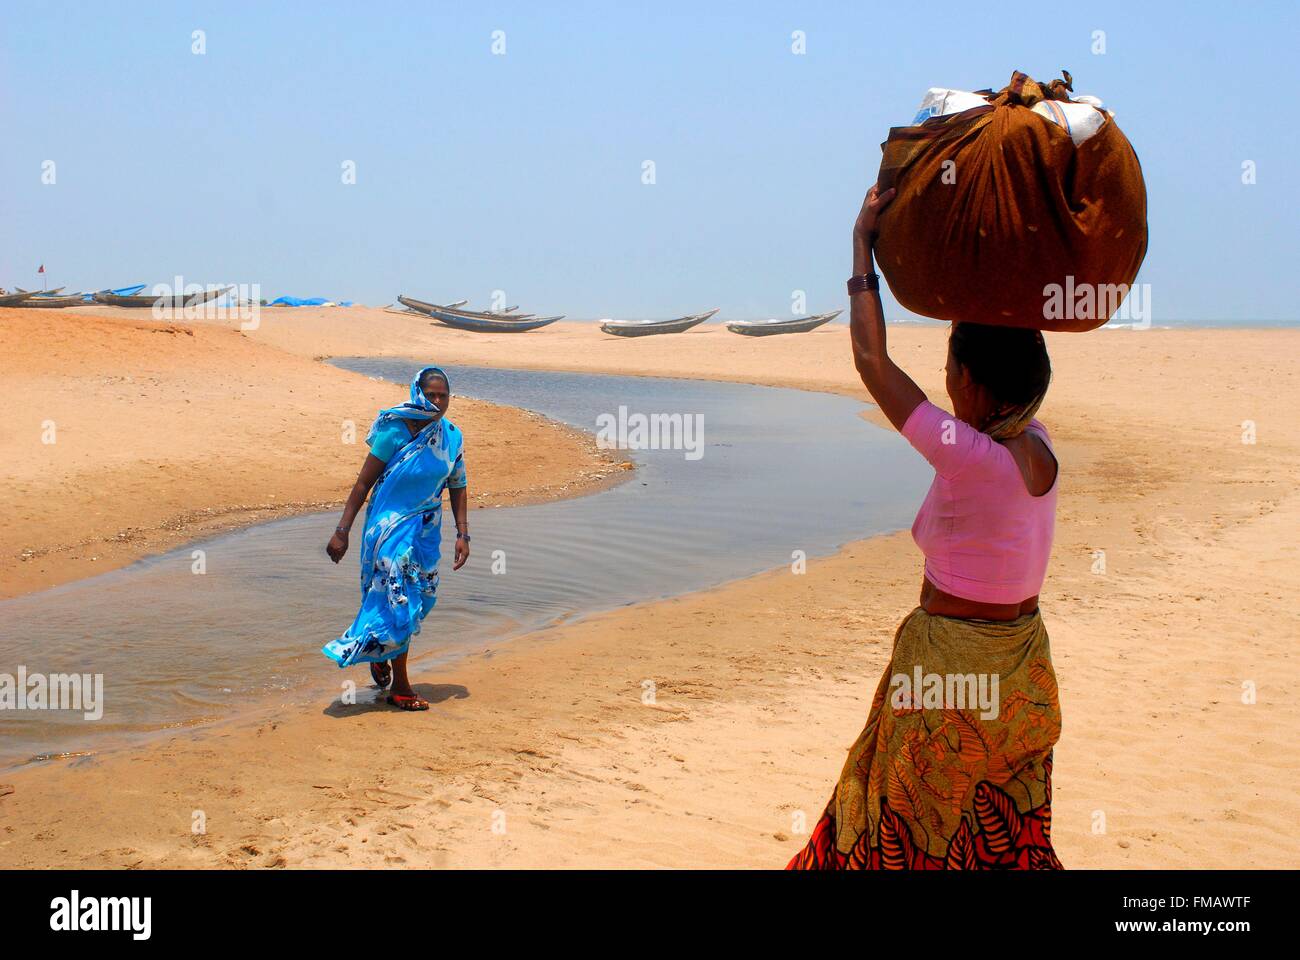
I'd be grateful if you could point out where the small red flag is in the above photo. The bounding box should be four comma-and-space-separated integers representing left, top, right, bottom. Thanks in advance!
38, 264, 45, 273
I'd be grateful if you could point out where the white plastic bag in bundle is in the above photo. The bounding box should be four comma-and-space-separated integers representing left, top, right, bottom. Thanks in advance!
1031, 96, 1110, 145
909, 86, 1110, 146
910, 87, 990, 124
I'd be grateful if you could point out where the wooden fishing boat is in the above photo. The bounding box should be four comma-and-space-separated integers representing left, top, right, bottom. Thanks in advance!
397, 296, 533, 320
0, 290, 39, 307
431, 312, 563, 333
400, 297, 467, 311
91, 285, 233, 308
599, 308, 719, 337
3, 291, 87, 308
394, 295, 561, 332
16, 287, 67, 296
725, 309, 842, 337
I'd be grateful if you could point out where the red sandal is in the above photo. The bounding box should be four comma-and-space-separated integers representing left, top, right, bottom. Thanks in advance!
386, 693, 429, 711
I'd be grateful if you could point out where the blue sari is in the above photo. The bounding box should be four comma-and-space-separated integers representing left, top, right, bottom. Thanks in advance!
323, 366, 467, 668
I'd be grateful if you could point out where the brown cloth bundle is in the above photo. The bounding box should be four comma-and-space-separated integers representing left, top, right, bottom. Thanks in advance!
874, 71, 1148, 332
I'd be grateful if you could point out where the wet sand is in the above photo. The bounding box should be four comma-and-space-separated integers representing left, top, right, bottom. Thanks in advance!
1, 308, 1297, 868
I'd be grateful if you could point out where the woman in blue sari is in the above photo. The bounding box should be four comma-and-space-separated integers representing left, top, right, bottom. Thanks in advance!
323, 366, 470, 710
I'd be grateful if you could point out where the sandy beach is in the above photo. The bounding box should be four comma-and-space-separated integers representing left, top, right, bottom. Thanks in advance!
2, 308, 1298, 868
0, 309, 624, 599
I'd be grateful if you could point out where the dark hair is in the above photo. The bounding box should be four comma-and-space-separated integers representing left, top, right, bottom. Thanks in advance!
949, 322, 1051, 408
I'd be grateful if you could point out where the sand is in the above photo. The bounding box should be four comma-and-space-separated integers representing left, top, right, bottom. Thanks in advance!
1, 308, 1297, 868
0, 309, 624, 599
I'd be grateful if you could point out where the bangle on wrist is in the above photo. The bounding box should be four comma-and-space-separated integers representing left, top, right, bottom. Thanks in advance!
847, 273, 880, 296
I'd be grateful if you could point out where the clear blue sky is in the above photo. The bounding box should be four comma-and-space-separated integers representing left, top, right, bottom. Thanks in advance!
2, 1, 1296, 321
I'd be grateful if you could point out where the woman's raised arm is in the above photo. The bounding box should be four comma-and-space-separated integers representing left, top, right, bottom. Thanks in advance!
849, 185, 927, 432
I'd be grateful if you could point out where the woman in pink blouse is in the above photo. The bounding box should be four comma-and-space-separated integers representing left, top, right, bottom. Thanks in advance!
789, 186, 1064, 870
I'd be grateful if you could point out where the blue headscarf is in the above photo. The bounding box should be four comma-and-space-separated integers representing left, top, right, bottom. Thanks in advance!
365, 365, 449, 446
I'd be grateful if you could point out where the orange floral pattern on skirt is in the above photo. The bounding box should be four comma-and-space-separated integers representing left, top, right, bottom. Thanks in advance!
788, 607, 1063, 870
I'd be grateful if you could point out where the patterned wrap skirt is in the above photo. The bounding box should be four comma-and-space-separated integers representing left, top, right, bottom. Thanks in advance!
788, 607, 1063, 869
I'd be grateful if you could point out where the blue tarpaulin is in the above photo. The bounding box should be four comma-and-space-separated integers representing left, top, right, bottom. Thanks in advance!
267, 296, 354, 307
81, 283, 147, 300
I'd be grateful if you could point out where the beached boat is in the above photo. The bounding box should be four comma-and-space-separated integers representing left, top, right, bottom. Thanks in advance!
4, 291, 87, 309
0, 290, 40, 307
432, 312, 563, 333
16, 287, 67, 296
92, 285, 233, 308
399, 297, 467, 312
599, 308, 719, 337
397, 296, 533, 320
725, 309, 842, 337
395, 295, 562, 333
